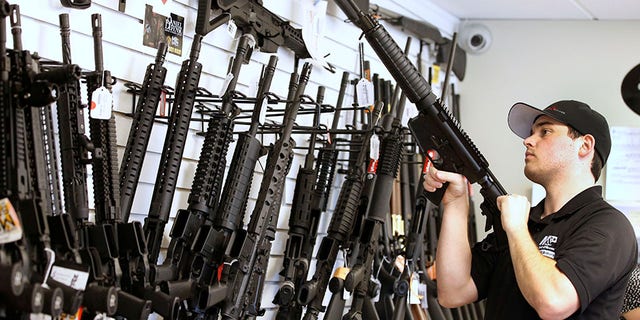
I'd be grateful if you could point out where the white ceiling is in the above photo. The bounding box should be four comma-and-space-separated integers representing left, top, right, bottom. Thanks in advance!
424, 0, 640, 21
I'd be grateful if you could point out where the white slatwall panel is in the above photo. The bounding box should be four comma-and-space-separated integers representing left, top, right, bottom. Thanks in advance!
11, 0, 458, 318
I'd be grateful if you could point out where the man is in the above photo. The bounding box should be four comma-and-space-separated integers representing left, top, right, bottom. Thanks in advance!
423, 100, 637, 319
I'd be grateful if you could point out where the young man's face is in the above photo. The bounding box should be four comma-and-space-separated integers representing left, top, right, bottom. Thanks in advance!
521, 115, 584, 185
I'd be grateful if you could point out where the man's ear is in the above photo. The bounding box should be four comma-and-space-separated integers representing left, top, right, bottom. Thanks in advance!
579, 134, 596, 159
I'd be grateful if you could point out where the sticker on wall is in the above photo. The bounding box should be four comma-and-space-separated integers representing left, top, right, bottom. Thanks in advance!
143, 4, 184, 56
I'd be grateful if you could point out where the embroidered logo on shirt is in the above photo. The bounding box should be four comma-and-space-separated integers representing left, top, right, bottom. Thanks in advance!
538, 235, 558, 259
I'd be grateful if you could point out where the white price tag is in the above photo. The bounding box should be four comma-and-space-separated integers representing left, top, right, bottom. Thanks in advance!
227, 20, 238, 39
220, 72, 235, 97
409, 272, 421, 304
90, 86, 113, 120
50, 265, 90, 291
356, 78, 375, 106
258, 96, 268, 124
419, 283, 429, 309
371, 277, 381, 303
369, 134, 380, 161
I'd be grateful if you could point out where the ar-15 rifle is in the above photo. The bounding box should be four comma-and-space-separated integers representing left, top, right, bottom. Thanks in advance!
215, 62, 313, 320
47, 13, 121, 317
143, 31, 206, 284
273, 84, 331, 320
0, 4, 64, 316
188, 55, 278, 317
0, 2, 35, 312
368, 3, 466, 81
339, 75, 406, 320
298, 100, 383, 320
333, 0, 508, 249
115, 42, 181, 319
83, 13, 152, 320
153, 34, 255, 301
120, 42, 168, 222
196, 0, 311, 60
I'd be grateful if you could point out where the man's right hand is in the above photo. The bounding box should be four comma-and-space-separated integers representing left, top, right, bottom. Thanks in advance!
422, 166, 469, 206
424, 165, 478, 307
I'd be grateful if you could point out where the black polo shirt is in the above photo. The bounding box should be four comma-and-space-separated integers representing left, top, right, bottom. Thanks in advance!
470, 186, 638, 319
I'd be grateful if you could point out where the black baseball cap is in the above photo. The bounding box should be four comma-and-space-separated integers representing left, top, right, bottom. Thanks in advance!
507, 100, 611, 165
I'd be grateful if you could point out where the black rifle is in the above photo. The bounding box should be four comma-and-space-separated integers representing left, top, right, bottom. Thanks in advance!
0, 4, 64, 315
84, 13, 152, 320
35, 13, 105, 316
143, 34, 204, 272
298, 100, 383, 320
333, 0, 508, 248
273, 84, 331, 320
321, 79, 390, 320
154, 34, 254, 300
49, 12, 122, 317
368, 3, 466, 81
189, 55, 278, 317
340, 79, 406, 320
114, 42, 181, 319
0, 3, 35, 313
216, 62, 313, 320
120, 42, 168, 222
274, 71, 349, 320
196, 0, 311, 60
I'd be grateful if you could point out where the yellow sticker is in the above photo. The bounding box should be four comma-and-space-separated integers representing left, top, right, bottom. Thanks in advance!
431, 64, 440, 84
333, 266, 350, 280
0, 198, 23, 244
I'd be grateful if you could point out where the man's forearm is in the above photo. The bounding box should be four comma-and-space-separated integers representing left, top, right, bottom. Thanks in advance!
435, 199, 478, 307
507, 228, 579, 319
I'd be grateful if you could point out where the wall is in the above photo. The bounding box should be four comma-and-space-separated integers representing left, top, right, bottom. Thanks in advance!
457, 20, 640, 237
10, 0, 458, 318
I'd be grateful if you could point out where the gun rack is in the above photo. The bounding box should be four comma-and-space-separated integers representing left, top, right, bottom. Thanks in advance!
123, 79, 423, 164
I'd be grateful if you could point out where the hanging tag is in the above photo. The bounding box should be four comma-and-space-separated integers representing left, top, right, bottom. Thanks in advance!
356, 78, 375, 107
409, 272, 421, 304
369, 134, 380, 161
367, 134, 380, 174
226, 20, 238, 39
41, 248, 56, 287
258, 96, 268, 124
419, 283, 429, 309
50, 264, 90, 291
333, 266, 350, 280
220, 72, 235, 97
323, 117, 332, 144
394, 255, 405, 273
431, 64, 441, 84
245, 34, 256, 49
0, 198, 22, 244
90, 87, 113, 120
371, 277, 382, 303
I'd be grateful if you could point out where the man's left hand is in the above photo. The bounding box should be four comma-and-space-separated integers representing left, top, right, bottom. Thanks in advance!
497, 194, 531, 233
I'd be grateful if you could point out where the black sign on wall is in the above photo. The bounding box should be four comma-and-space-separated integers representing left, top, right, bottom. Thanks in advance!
143, 4, 184, 56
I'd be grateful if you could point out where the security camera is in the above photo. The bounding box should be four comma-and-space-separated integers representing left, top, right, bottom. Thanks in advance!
458, 23, 492, 55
